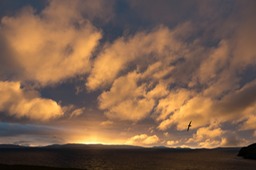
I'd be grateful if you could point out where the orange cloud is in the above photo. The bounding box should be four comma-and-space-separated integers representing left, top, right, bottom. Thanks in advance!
155, 89, 194, 121
158, 96, 214, 131
99, 72, 155, 121
185, 124, 224, 148
100, 120, 113, 127
92, 23, 194, 122
0, 1, 101, 85
166, 140, 180, 146
126, 134, 159, 146
86, 25, 187, 90
157, 75, 256, 132
198, 40, 230, 84
191, 126, 223, 142
0, 81, 63, 121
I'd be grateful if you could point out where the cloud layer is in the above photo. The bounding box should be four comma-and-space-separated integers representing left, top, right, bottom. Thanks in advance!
0, 0, 256, 147
87, 0, 256, 147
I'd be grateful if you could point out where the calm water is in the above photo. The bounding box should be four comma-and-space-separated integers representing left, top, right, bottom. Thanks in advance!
0, 148, 255, 170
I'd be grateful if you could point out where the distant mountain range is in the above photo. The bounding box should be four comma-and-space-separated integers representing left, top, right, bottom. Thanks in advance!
0, 144, 25, 148
0, 143, 143, 149
45, 143, 144, 149
0, 143, 242, 151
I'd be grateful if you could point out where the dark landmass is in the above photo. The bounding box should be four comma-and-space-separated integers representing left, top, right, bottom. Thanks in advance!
0, 143, 241, 153
0, 164, 83, 170
45, 143, 143, 150
0, 144, 26, 148
238, 143, 256, 159
214, 147, 241, 152
0, 143, 143, 150
0, 143, 240, 151
151, 145, 169, 149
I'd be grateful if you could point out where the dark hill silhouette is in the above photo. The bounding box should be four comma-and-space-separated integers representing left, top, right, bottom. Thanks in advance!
45, 143, 143, 150
238, 143, 256, 159
0, 164, 82, 170
0, 144, 25, 148
0, 143, 143, 150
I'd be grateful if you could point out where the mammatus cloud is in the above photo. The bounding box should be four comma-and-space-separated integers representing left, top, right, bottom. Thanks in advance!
0, 81, 63, 121
126, 134, 159, 146
0, 0, 102, 85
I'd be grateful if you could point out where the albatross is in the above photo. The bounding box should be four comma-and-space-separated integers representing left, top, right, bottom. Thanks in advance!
187, 121, 192, 131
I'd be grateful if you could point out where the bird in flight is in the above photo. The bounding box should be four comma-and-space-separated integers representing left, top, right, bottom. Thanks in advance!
187, 121, 192, 131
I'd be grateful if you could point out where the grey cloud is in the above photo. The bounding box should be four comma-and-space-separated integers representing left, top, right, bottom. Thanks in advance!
221, 133, 248, 147
218, 81, 256, 114
0, 122, 64, 137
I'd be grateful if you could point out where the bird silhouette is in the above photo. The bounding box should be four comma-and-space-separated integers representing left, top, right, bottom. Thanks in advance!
187, 121, 192, 131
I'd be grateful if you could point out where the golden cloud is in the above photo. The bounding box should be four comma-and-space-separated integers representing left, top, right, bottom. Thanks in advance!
126, 134, 159, 145
155, 89, 194, 121
198, 40, 230, 84
166, 140, 179, 146
0, 81, 63, 121
92, 23, 194, 122
184, 124, 224, 148
158, 85, 256, 131
191, 126, 223, 142
0, 1, 101, 85
99, 72, 155, 121
86, 25, 187, 90
158, 96, 214, 131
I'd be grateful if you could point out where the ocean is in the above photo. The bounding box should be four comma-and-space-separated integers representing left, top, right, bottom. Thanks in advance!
0, 147, 255, 170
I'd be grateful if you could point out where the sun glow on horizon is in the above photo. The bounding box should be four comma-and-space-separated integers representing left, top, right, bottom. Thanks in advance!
71, 135, 127, 146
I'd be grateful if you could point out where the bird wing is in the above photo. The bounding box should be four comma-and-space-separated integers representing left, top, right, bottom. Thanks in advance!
187, 121, 192, 131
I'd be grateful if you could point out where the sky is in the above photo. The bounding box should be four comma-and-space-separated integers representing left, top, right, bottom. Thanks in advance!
0, 0, 256, 148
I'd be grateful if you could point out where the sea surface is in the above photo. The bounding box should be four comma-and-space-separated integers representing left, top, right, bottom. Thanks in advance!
0, 147, 256, 170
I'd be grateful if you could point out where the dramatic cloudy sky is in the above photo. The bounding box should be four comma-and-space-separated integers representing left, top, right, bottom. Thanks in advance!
0, 0, 256, 148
